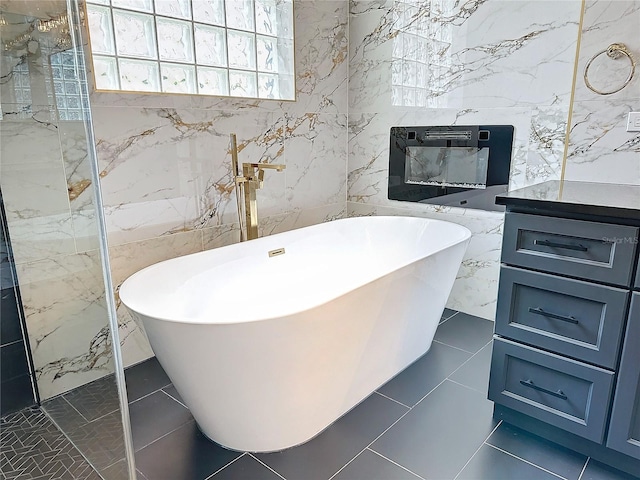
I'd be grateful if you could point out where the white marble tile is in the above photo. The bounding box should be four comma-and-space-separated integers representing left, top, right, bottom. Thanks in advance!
202, 223, 242, 250
282, 0, 349, 116
4, 214, 77, 265
109, 230, 203, 367
92, 106, 285, 244
15, 250, 115, 399
0, 111, 78, 263
349, 0, 581, 113
574, 0, 640, 103
565, 99, 640, 185
347, 201, 502, 320
259, 203, 346, 237
526, 106, 569, 185
284, 113, 348, 211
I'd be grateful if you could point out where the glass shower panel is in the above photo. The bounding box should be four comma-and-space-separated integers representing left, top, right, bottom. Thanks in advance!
0, 1, 134, 478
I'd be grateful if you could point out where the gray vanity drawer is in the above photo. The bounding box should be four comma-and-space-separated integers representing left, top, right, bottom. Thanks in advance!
496, 266, 629, 369
488, 338, 614, 443
502, 213, 638, 287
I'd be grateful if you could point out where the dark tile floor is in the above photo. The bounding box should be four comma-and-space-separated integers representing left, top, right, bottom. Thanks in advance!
5, 310, 639, 480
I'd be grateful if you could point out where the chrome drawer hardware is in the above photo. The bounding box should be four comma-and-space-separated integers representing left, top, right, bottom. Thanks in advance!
520, 379, 568, 400
528, 307, 580, 325
534, 239, 589, 252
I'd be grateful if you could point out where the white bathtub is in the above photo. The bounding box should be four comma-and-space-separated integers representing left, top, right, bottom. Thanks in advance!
119, 216, 471, 452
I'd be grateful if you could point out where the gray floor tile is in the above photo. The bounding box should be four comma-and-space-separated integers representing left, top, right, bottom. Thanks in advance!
42, 395, 87, 432
457, 444, 560, 480
486, 422, 587, 480
125, 357, 171, 402
135, 421, 241, 480
64, 410, 127, 470
580, 459, 640, 480
162, 384, 185, 406
211, 455, 283, 480
434, 312, 495, 353
449, 341, 493, 393
371, 380, 497, 480
62, 374, 120, 422
129, 390, 193, 451
256, 393, 407, 480
441, 308, 458, 323
332, 449, 421, 480
101, 459, 130, 480
377, 341, 471, 406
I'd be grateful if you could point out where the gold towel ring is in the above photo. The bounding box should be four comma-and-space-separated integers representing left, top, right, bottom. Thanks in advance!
584, 43, 636, 95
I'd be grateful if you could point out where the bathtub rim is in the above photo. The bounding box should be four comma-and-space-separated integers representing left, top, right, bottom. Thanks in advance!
119, 216, 471, 326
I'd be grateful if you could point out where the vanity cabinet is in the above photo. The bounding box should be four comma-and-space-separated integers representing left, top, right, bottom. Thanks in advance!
607, 293, 640, 459
488, 181, 640, 475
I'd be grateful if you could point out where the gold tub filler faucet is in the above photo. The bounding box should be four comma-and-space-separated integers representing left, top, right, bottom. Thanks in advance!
230, 133, 285, 241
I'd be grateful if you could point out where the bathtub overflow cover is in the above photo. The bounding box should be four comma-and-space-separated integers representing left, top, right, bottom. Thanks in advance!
268, 248, 286, 258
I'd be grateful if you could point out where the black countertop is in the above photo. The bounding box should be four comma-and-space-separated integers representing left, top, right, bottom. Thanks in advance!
496, 181, 640, 220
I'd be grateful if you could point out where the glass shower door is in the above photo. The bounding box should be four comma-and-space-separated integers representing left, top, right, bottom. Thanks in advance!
0, 1, 135, 477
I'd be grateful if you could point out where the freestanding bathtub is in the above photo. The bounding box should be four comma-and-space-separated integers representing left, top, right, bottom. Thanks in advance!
119, 216, 471, 452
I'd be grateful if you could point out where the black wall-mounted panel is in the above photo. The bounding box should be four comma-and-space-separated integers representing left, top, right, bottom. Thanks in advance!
388, 125, 514, 212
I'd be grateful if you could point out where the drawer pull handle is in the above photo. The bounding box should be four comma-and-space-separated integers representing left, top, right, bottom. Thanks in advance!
519, 379, 568, 400
528, 307, 579, 325
533, 239, 588, 252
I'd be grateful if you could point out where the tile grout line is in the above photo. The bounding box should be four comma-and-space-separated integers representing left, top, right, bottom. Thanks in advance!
452, 420, 503, 480
444, 337, 493, 382
373, 391, 411, 409
431, 339, 477, 355
577, 457, 590, 480
329, 376, 456, 480
484, 444, 568, 480
439, 312, 459, 325
203, 452, 247, 480
61, 395, 92, 424
366, 448, 426, 479
446, 378, 487, 395
327, 448, 368, 480
248, 453, 288, 480
128, 383, 174, 406
134, 418, 194, 453
159, 387, 189, 409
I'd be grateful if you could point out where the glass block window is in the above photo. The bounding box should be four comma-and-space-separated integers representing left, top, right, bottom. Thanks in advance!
85, 0, 295, 100
47, 50, 91, 120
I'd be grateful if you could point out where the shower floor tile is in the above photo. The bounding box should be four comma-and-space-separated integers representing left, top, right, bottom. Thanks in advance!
0, 407, 101, 480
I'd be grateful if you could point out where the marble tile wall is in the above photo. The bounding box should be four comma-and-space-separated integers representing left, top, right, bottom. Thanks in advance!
348, 0, 583, 319
564, 0, 640, 185
88, 0, 349, 367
